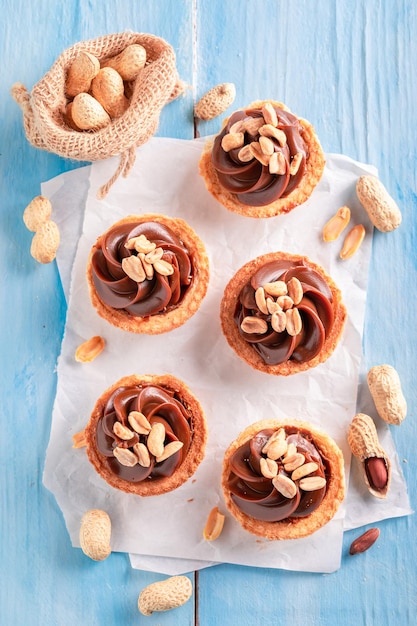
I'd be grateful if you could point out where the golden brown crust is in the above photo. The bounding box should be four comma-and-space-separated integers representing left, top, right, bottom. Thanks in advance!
221, 419, 345, 540
199, 100, 326, 218
85, 374, 207, 496
220, 251, 346, 376
87, 214, 209, 334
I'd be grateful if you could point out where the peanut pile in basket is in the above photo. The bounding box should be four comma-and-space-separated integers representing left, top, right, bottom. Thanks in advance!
63, 44, 146, 131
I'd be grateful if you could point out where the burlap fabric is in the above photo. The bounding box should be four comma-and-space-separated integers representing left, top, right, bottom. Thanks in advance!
11, 32, 186, 198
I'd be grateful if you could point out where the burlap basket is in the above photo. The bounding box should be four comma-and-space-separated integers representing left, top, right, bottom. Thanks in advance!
11, 32, 186, 198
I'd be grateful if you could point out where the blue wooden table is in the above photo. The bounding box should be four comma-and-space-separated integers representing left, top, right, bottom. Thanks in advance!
1, 1, 416, 624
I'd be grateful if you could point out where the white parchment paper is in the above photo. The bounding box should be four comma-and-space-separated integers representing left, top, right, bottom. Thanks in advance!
42, 138, 412, 574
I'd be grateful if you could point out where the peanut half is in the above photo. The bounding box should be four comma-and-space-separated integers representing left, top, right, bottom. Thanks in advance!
356, 175, 402, 232
203, 506, 225, 541
367, 364, 407, 425
75, 335, 105, 363
138, 576, 192, 616
347, 413, 391, 498
79, 509, 111, 561
322, 206, 351, 242
339, 224, 366, 260
194, 83, 236, 120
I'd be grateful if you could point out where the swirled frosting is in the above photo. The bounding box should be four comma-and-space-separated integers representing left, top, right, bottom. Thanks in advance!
226, 427, 328, 522
95, 383, 192, 482
234, 259, 334, 365
91, 221, 193, 317
211, 105, 308, 206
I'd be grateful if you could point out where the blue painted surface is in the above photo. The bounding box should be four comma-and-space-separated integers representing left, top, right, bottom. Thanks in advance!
1, 1, 416, 624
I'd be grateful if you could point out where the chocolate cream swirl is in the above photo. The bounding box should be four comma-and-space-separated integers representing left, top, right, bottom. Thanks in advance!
91, 221, 193, 317
211, 106, 307, 206
235, 259, 334, 365
226, 428, 328, 522
95, 383, 192, 482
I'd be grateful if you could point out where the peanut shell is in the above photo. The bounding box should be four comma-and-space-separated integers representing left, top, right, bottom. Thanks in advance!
90, 67, 129, 119
101, 43, 146, 81
30, 220, 60, 263
194, 83, 236, 120
367, 364, 407, 425
71, 92, 111, 131
65, 51, 100, 98
356, 175, 402, 232
23, 195, 52, 232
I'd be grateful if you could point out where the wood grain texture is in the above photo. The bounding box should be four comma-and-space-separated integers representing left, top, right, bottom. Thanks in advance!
1, 1, 416, 625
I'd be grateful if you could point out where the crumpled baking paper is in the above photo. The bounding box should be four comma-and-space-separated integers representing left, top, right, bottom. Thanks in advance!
42, 138, 412, 575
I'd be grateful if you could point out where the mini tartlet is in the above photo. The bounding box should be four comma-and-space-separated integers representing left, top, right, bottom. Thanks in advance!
222, 419, 345, 540
220, 251, 346, 375
84, 374, 207, 496
199, 100, 325, 218
87, 213, 209, 334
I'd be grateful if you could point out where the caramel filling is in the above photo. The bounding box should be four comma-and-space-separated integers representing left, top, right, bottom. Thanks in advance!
226, 427, 328, 522
95, 383, 193, 482
234, 259, 334, 365
211, 105, 308, 207
91, 221, 193, 317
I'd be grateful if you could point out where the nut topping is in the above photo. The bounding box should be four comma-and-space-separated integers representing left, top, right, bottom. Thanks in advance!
125, 234, 156, 254
153, 258, 174, 276
289, 152, 303, 175
237, 144, 254, 163
261, 102, 278, 127
285, 308, 303, 336
75, 335, 105, 363
128, 411, 152, 435
259, 135, 275, 156
249, 141, 271, 166
260, 457, 279, 479
133, 442, 151, 467
156, 441, 184, 463
147, 422, 166, 458
221, 131, 244, 152
287, 277, 303, 305
113, 446, 138, 467
271, 310, 286, 333
272, 474, 297, 499
263, 280, 287, 297
268, 151, 286, 175
203, 506, 226, 541
242, 117, 265, 135
113, 421, 135, 440
122, 255, 146, 282
265, 438, 288, 461
299, 476, 327, 491
291, 461, 319, 481
277, 295, 294, 310
254, 287, 268, 315
240, 316, 268, 334
259, 124, 287, 147
283, 453, 306, 472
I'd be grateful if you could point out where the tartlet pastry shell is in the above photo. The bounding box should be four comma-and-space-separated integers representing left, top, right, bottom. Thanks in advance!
85, 374, 207, 496
221, 418, 345, 540
87, 213, 209, 334
199, 100, 326, 218
220, 251, 347, 376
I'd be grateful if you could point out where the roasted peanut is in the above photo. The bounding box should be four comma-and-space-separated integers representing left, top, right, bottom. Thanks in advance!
322, 206, 351, 242
340, 224, 366, 260
138, 576, 192, 616
194, 83, 236, 120
75, 335, 105, 363
79, 509, 111, 561
367, 364, 407, 425
356, 175, 402, 232
203, 506, 226, 540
